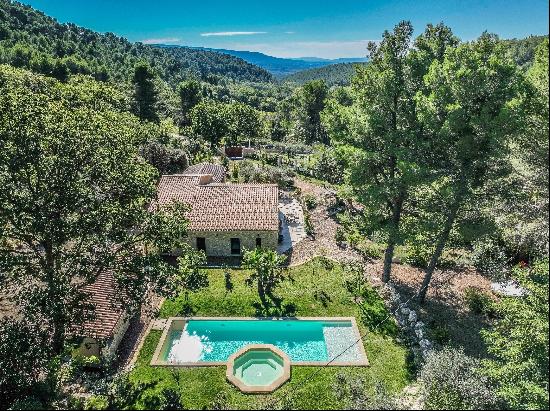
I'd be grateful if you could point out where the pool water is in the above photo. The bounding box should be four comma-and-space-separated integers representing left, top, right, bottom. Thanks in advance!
233, 350, 285, 386
165, 319, 363, 363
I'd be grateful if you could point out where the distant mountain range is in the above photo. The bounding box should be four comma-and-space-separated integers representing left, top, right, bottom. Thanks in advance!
155, 45, 368, 78
202, 49, 369, 78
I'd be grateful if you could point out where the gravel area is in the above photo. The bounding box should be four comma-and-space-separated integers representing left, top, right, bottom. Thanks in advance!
284, 179, 363, 266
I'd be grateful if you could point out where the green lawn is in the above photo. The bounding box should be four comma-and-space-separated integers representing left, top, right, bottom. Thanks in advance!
129, 258, 411, 410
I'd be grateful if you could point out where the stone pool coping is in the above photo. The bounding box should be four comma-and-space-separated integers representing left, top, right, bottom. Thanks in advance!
226, 344, 291, 394
150, 317, 369, 367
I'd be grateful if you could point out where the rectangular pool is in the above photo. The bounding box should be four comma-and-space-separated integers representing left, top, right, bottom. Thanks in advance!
150, 317, 369, 367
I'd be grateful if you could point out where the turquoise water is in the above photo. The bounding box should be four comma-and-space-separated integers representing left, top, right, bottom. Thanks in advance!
234, 351, 285, 386
165, 319, 363, 363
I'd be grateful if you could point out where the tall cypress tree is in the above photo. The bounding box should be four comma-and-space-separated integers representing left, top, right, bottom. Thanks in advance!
132, 62, 159, 123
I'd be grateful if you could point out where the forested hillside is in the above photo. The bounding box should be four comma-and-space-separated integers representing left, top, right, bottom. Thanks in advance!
282, 62, 367, 86
0, 0, 272, 84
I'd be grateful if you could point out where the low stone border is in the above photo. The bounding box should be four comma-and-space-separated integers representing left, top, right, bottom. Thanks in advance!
226, 344, 291, 394
380, 282, 433, 362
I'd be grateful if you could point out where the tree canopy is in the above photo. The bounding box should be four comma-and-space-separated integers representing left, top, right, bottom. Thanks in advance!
0, 65, 191, 353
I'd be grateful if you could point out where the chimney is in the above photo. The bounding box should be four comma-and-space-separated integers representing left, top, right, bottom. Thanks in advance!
198, 174, 213, 185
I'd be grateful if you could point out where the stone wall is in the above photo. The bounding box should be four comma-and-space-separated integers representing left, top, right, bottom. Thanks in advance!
380, 282, 433, 366
186, 230, 278, 256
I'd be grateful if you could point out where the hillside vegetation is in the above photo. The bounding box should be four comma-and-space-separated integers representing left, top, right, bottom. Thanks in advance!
0, 0, 272, 84
283, 62, 368, 86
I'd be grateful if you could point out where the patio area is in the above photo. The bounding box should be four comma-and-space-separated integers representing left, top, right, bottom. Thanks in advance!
277, 194, 307, 254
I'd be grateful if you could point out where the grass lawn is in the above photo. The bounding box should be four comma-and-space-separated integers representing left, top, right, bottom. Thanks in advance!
129, 258, 411, 410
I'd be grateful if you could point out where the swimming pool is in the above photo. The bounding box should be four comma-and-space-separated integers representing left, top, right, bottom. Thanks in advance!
150, 317, 369, 367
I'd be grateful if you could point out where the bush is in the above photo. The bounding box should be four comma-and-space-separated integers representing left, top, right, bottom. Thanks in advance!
84, 395, 109, 410
357, 241, 384, 260
420, 347, 497, 410
233, 160, 294, 189
333, 373, 397, 410
0, 318, 51, 408
481, 260, 549, 410
8, 396, 44, 410
140, 140, 189, 174
303, 209, 315, 236
334, 226, 346, 245
358, 286, 398, 335
429, 321, 451, 345
308, 145, 346, 185
404, 242, 432, 268
471, 235, 510, 279
302, 193, 318, 210
464, 287, 495, 316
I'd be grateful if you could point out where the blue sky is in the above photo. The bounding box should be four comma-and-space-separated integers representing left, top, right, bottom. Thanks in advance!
22, 0, 549, 59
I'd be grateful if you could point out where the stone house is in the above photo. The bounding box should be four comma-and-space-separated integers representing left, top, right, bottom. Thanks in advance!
153, 165, 279, 257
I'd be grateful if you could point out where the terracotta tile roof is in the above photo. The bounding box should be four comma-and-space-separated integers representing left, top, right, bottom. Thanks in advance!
183, 163, 226, 183
76, 271, 125, 340
153, 175, 279, 232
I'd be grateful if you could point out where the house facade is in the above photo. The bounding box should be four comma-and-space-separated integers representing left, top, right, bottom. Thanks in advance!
154, 165, 279, 257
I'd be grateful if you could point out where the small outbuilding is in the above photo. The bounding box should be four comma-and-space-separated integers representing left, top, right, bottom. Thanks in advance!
74, 271, 129, 361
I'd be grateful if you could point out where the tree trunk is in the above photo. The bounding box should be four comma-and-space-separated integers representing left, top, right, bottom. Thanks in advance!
418, 189, 464, 304
382, 189, 406, 283
44, 239, 66, 354
258, 281, 268, 309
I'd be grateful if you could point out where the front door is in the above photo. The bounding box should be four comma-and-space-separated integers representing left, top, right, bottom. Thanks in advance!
230, 238, 241, 255
197, 237, 206, 252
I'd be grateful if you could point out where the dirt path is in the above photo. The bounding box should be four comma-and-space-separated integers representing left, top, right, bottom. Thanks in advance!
285, 178, 364, 266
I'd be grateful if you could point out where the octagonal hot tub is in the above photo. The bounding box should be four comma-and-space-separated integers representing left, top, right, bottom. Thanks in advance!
226, 344, 291, 393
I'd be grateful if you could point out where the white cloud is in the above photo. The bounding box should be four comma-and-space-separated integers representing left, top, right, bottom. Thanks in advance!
140, 37, 181, 44
200, 31, 267, 37
285, 31, 296, 34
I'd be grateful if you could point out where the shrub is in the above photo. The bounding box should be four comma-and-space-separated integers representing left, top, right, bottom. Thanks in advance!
333, 373, 397, 410
481, 261, 549, 410
420, 347, 497, 410
334, 226, 346, 244
309, 145, 346, 184
235, 160, 294, 189
0, 318, 51, 408
429, 322, 451, 345
84, 395, 109, 410
139, 140, 188, 174
303, 210, 315, 236
303, 193, 318, 210
464, 287, 495, 316
404, 242, 432, 267
8, 396, 44, 410
358, 285, 397, 335
357, 241, 384, 260
471, 235, 510, 279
